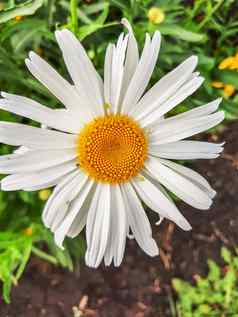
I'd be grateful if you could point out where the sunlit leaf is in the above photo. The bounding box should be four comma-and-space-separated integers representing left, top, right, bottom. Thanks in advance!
0, 0, 44, 24
158, 24, 207, 43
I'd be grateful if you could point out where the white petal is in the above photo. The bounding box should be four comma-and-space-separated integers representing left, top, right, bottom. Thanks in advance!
13, 146, 29, 155
0, 93, 82, 133
55, 29, 104, 116
67, 187, 95, 238
54, 178, 94, 247
150, 98, 222, 131
150, 111, 224, 145
149, 140, 224, 160
42, 170, 78, 224
121, 31, 161, 114
130, 56, 198, 118
110, 34, 129, 113
0, 121, 76, 149
85, 184, 111, 268
145, 157, 213, 210
43, 171, 89, 231
25, 52, 83, 114
119, 18, 139, 103
104, 44, 113, 106
121, 182, 159, 256
131, 174, 191, 231
158, 158, 216, 199
0, 148, 76, 174
104, 184, 127, 267
138, 76, 204, 127
163, 98, 222, 121
1, 161, 76, 191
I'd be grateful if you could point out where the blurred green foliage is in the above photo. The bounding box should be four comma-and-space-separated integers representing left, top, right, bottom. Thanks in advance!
0, 0, 237, 304
173, 247, 238, 317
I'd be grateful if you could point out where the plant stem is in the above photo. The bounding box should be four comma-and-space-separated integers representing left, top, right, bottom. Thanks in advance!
197, 0, 224, 31
70, 0, 78, 35
32, 246, 58, 265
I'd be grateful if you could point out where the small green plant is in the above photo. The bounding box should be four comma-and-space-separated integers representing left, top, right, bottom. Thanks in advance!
0, 223, 86, 303
173, 247, 238, 317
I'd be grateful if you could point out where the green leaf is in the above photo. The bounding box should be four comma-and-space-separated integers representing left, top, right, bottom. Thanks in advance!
221, 247, 232, 264
11, 22, 47, 53
207, 260, 220, 281
158, 24, 207, 43
198, 54, 216, 71
15, 239, 32, 280
0, 0, 44, 24
78, 22, 118, 41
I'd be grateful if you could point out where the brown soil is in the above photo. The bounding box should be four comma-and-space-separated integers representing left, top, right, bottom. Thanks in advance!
1, 122, 238, 317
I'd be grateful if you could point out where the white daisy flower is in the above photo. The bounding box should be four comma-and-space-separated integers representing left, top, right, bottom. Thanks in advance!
0, 19, 224, 268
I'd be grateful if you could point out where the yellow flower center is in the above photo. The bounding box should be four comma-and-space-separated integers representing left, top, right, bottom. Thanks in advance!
77, 114, 148, 184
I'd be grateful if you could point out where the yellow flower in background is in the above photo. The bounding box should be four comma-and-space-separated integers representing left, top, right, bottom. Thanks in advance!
0, 3, 4, 10
212, 81, 235, 98
223, 84, 235, 97
211, 81, 224, 89
23, 227, 33, 236
219, 53, 238, 71
148, 7, 165, 24
219, 57, 235, 70
213, 53, 238, 98
39, 189, 51, 201
15, 16, 23, 22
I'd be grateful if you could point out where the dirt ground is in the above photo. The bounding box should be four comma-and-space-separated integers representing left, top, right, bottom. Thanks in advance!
1, 122, 238, 317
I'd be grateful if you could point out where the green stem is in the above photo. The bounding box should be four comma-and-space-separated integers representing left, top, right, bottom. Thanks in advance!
32, 246, 58, 265
48, 0, 56, 27
197, 0, 224, 31
70, 0, 78, 35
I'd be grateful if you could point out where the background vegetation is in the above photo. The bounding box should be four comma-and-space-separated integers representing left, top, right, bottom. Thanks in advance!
0, 0, 238, 313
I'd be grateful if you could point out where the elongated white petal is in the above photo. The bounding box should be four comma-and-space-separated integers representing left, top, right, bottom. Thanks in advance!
119, 18, 139, 103
132, 174, 191, 231
149, 140, 224, 160
139, 76, 204, 127
109, 34, 129, 113
130, 56, 198, 118
121, 31, 161, 114
1, 161, 76, 191
158, 158, 216, 199
0, 148, 76, 174
121, 18, 139, 78
42, 170, 78, 223
104, 43, 113, 106
43, 171, 88, 232
104, 20, 139, 114
67, 186, 95, 238
0, 121, 76, 149
42, 170, 82, 229
150, 98, 222, 131
163, 98, 222, 121
145, 157, 213, 209
104, 184, 127, 267
54, 178, 94, 247
150, 111, 224, 145
25, 52, 84, 114
121, 182, 159, 256
0, 93, 82, 133
55, 29, 104, 116
85, 184, 111, 268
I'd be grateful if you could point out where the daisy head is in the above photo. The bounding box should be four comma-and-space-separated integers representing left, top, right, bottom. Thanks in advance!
0, 19, 224, 268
